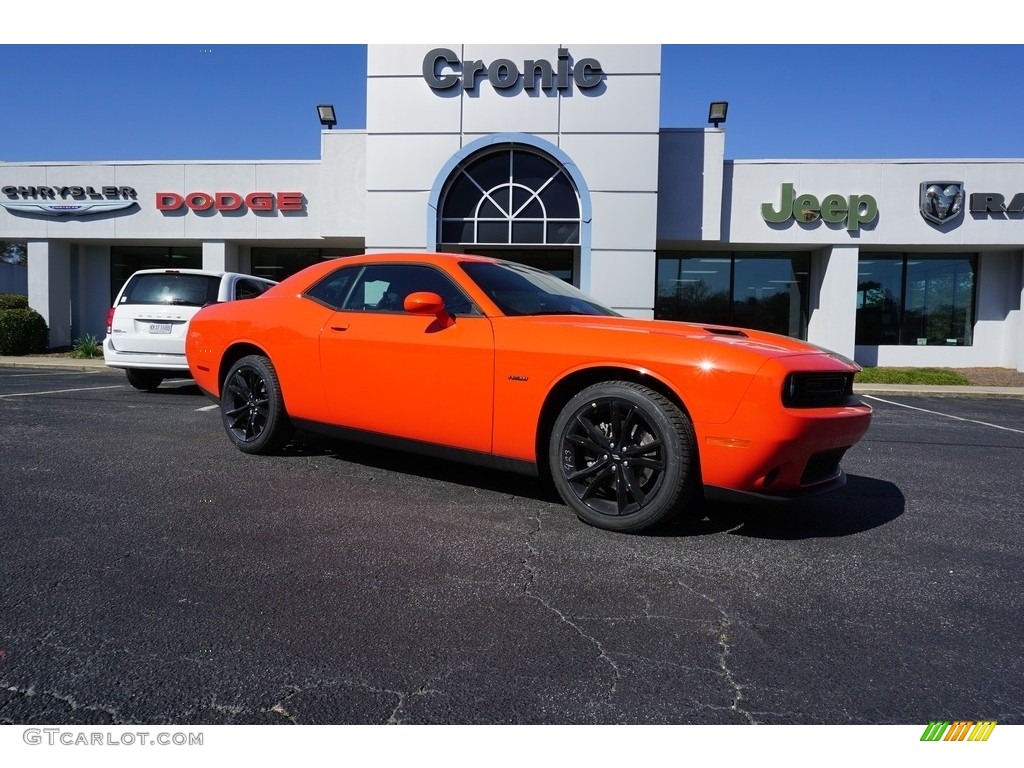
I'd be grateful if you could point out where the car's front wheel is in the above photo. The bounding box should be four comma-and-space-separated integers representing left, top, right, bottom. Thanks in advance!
125, 369, 163, 391
549, 381, 696, 533
220, 355, 292, 454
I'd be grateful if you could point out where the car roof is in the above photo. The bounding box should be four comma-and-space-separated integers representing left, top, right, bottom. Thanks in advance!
268, 252, 503, 292
126, 268, 227, 277
124, 268, 276, 280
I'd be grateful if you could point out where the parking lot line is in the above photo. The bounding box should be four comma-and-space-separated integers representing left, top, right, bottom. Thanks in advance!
864, 395, 1024, 435
3, 370, 106, 377
195, 404, 220, 412
0, 385, 124, 399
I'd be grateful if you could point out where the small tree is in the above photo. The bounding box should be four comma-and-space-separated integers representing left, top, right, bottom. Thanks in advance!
0, 242, 27, 266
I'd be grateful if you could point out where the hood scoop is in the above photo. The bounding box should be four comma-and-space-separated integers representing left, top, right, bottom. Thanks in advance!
703, 327, 748, 337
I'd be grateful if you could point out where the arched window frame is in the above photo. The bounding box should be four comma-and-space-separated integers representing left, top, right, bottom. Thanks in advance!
437, 147, 582, 247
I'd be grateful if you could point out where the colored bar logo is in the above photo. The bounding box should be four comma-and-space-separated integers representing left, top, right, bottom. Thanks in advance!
921, 721, 997, 741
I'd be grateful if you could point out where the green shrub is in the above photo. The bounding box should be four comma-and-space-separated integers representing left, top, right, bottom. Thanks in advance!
70, 333, 102, 359
0, 293, 29, 310
0, 307, 50, 355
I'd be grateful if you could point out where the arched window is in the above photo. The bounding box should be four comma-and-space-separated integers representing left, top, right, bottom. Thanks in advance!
438, 147, 581, 247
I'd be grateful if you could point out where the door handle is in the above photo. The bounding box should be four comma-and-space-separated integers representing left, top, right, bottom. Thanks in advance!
329, 324, 349, 332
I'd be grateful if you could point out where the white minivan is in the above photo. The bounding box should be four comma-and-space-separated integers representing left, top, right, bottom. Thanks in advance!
104, 269, 277, 390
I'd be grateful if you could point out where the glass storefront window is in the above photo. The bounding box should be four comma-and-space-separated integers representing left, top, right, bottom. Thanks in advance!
655, 252, 810, 339
856, 253, 976, 346
733, 257, 809, 338
903, 258, 976, 345
656, 256, 731, 326
855, 256, 903, 345
251, 248, 361, 282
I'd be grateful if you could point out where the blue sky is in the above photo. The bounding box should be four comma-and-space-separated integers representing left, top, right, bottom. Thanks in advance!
4, 0, 1023, 164
2, 31, 1022, 165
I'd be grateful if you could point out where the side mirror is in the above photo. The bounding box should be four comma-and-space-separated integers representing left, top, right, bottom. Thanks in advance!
403, 291, 454, 329
403, 291, 446, 315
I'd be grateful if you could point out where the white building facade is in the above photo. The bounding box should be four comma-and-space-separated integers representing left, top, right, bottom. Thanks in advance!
1, 44, 1021, 371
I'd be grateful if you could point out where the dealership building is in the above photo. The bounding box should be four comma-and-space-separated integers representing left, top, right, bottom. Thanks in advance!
1, 44, 1022, 371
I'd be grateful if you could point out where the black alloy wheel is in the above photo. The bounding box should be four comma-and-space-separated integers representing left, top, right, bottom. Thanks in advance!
549, 381, 695, 533
220, 354, 292, 454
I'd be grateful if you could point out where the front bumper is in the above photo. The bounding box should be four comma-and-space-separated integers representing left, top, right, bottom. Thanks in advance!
693, 355, 872, 499
703, 472, 848, 504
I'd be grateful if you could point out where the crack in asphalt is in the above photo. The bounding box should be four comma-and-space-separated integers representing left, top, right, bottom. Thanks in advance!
521, 510, 622, 720
262, 678, 443, 725
1, 682, 123, 724
643, 563, 756, 724
716, 616, 753, 724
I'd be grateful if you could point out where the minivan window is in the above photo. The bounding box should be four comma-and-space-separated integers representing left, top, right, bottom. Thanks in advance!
120, 274, 221, 307
234, 278, 272, 300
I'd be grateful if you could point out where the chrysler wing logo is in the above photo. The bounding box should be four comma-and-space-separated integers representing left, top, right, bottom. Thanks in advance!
920, 181, 964, 225
0, 199, 138, 217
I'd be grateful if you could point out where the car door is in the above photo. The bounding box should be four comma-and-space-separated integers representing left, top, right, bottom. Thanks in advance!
316, 263, 495, 453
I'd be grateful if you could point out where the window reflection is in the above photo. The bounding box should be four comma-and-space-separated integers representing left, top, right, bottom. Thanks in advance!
856, 254, 976, 346
655, 253, 810, 339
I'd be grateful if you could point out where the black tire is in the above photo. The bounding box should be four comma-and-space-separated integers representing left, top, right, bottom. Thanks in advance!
220, 355, 293, 454
126, 369, 163, 391
549, 381, 695, 533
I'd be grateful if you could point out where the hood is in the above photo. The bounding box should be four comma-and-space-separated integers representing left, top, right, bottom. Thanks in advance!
517, 315, 837, 359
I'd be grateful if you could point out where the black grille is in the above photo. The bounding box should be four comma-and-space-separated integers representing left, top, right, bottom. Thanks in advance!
801, 447, 848, 485
783, 372, 856, 408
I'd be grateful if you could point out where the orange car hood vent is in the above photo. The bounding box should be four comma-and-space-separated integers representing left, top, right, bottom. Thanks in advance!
702, 327, 748, 337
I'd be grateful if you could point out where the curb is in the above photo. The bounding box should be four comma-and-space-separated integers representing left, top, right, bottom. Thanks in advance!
855, 385, 1024, 398
0, 357, 109, 372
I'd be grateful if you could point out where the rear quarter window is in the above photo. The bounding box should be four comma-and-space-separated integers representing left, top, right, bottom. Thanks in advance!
120, 274, 221, 307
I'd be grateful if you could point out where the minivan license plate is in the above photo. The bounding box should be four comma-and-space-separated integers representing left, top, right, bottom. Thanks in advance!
149, 323, 172, 334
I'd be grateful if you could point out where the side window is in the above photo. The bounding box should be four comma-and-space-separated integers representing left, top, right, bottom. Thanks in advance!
304, 267, 360, 310
234, 279, 270, 301
342, 264, 479, 315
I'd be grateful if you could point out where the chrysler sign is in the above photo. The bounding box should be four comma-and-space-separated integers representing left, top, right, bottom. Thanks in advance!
1, 184, 138, 217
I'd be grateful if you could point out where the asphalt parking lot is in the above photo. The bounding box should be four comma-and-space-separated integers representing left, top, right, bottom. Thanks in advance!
0, 366, 1022, 726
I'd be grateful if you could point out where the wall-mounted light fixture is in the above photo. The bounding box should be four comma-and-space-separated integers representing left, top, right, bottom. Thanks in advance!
708, 101, 728, 128
317, 104, 337, 130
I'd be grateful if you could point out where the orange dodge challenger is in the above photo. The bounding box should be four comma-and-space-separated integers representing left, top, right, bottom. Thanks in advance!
186, 252, 872, 533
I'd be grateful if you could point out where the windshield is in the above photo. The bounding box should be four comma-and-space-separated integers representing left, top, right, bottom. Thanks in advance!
461, 261, 619, 317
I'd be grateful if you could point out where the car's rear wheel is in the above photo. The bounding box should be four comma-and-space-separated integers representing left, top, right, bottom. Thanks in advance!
125, 369, 163, 391
549, 381, 695, 533
221, 355, 292, 454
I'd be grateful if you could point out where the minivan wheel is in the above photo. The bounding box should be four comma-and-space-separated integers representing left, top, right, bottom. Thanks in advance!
125, 369, 163, 391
